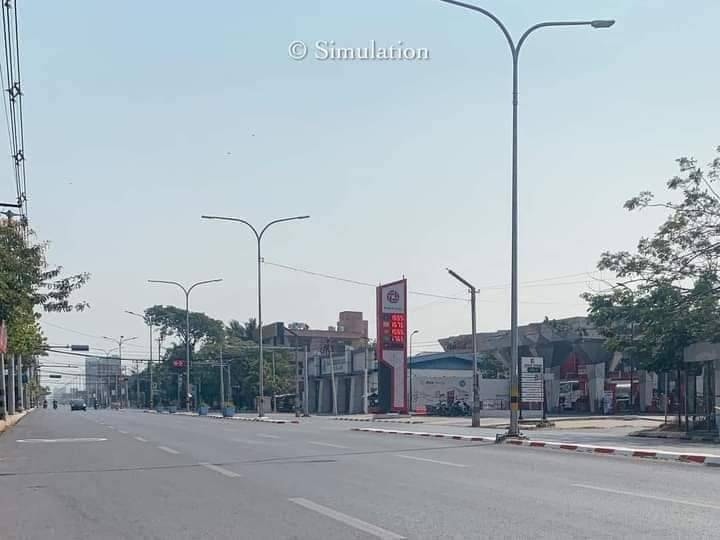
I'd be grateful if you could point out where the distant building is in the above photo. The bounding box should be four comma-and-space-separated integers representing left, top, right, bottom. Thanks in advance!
261, 311, 374, 414
261, 311, 369, 353
85, 356, 121, 407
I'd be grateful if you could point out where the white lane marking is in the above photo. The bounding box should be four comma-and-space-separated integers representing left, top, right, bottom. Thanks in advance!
289, 498, 405, 540
157, 446, 180, 455
308, 441, 349, 449
134, 436, 148, 442
394, 454, 466, 468
256, 434, 281, 439
17, 438, 106, 443
199, 462, 242, 478
572, 484, 720, 510
118, 430, 129, 435
232, 438, 268, 445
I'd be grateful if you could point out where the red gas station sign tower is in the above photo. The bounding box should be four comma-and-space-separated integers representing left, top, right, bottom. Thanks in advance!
376, 279, 408, 413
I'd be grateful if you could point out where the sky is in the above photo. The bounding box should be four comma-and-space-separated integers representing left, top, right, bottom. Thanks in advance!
11, 0, 720, 385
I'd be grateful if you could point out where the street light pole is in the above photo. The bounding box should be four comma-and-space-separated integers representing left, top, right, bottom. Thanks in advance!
125, 310, 154, 408
201, 214, 310, 417
147, 278, 223, 411
447, 268, 481, 427
409, 330, 419, 413
102, 335, 137, 408
438, 0, 614, 436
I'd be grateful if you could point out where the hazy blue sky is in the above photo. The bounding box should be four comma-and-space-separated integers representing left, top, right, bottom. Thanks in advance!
16, 1, 720, 376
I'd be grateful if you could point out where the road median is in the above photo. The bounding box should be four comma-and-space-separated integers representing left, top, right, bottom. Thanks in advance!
351, 426, 720, 467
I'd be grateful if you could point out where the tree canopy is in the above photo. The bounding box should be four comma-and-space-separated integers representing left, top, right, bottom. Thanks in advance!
144, 305, 224, 352
0, 222, 89, 354
583, 146, 720, 372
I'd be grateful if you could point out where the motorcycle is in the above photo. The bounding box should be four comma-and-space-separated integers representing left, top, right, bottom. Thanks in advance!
52, 400, 58, 410
43, 399, 48, 409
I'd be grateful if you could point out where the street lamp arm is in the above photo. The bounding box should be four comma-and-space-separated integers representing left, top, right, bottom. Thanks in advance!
187, 278, 223, 295
201, 215, 260, 240
148, 279, 188, 295
516, 21, 598, 54
437, 0, 515, 54
259, 215, 311, 240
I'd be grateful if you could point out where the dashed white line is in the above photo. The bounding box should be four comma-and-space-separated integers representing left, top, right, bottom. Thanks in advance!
308, 441, 349, 449
232, 438, 268, 445
199, 462, 242, 478
394, 454, 466, 468
289, 498, 405, 539
157, 446, 180, 455
256, 434, 281, 439
572, 484, 720, 510
134, 436, 148, 442
118, 430, 129, 435
17, 438, 107, 443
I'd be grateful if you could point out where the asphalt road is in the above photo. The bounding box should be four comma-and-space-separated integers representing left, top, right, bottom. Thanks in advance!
1, 410, 719, 539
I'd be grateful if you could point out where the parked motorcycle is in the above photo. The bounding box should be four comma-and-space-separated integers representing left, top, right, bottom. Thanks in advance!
52, 400, 58, 410
43, 399, 48, 409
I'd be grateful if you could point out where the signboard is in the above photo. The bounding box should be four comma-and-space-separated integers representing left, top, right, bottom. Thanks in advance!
520, 356, 544, 404
172, 359, 186, 369
376, 279, 408, 413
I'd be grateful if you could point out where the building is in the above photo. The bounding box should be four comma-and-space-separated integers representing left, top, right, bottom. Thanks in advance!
261, 311, 375, 414
261, 311, 369, 353
85, 356, 122, 407
437, 316, 661, 414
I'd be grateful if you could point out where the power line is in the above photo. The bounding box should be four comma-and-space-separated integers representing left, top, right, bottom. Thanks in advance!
264, 260, 588, 306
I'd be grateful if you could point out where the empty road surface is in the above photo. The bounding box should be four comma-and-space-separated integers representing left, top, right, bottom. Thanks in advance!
1, 409, 719, 539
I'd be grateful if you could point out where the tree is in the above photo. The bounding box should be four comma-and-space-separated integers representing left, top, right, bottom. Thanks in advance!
0, 222, 89, 354
226, 319, 246, 341
583, 146, 720, 372
144, 305, 224, 354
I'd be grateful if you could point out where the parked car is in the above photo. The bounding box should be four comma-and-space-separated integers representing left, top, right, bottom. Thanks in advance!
70, 399, 87, 411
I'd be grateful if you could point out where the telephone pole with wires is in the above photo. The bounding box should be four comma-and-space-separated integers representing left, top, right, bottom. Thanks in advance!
1, 0, 28, 222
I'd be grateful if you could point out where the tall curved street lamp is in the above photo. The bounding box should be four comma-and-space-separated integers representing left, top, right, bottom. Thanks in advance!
147, 278, 223, 411
438, 0, 614, 436
201, 214, 310, 417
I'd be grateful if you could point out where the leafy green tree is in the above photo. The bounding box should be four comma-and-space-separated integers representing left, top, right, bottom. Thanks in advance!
583, 146, 720, 372
144, 305, 224, 354
0, 222, 89, 354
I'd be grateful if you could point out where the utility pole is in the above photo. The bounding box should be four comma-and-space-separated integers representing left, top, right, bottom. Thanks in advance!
271, 350, 276, 413
328, 340, 338, 416
447, 268, 481, 428
219, 345, 225, 407
363, 345, 369, 414
294, 345, 300, 417
303, 346, 309, 416
409, 330, 419, 412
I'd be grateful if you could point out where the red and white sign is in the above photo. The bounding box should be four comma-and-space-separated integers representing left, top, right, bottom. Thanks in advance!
377, 279, 408, 413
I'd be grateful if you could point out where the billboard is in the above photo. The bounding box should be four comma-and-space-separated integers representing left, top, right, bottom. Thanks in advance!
376, 279, 408, 413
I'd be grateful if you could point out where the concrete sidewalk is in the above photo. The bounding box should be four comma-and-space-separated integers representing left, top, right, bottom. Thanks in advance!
0, 408, 32, 434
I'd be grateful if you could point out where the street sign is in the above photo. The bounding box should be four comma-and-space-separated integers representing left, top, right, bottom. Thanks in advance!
172, 359, 185, 368
49, 374, 61, 379
520, 357, 544, 404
